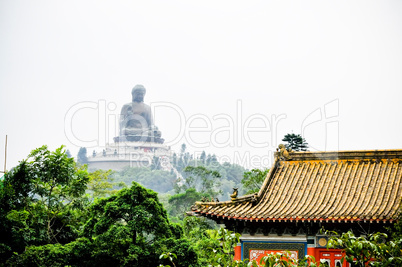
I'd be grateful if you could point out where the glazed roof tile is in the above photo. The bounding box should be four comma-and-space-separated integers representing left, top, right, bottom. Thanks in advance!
191, 149, 402, 223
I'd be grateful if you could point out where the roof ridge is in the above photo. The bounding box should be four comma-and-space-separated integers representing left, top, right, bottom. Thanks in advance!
283, 149, 402, 161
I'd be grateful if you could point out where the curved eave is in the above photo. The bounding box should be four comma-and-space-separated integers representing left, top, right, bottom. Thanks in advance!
193, 210, 397, 224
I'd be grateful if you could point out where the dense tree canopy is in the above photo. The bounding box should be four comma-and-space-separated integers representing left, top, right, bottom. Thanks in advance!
168, 188, 207, 220
0, 146, 198, 266
78, 182, 197, 266
178, 165, 222, 198
328, 231, 402, 267
0, 145, 90, 262
87, 169, 124, 198
241, 168, 269, 194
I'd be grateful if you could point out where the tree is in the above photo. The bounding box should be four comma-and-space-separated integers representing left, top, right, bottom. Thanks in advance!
87, 169, 124, 198
182, 216, 216, 240
241, 168, 269, 194
180, 166, 222, 198
206, 154, 212, 165
327, 231, 402, 267
78, 182, 198, 266
77, 147, 88, 164
172, 144, 192, 173
168, 188, 206, 220
203, 228, 241, 266
199, 151, 206, 164
6, 182, 199, 267
389, 208, 402, 241
180, 216, 241, 267
171, 149, 246, 201
0, 145, 90, 262
180, 143, 186, 154
282, 133, 308, 151
219, 162, 245, 184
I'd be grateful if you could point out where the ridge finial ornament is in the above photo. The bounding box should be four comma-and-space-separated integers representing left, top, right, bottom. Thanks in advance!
276, 144, 292, 161
230, 188, 238, 201
251, 193, 258, 202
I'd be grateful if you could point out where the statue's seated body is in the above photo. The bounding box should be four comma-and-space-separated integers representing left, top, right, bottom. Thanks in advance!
115, 85, 163, 143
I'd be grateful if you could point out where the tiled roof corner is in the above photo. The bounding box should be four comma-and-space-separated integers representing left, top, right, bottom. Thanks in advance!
192, 149, 402, 223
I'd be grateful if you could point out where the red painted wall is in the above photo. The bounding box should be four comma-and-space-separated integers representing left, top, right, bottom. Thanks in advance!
309, 248, 347, 266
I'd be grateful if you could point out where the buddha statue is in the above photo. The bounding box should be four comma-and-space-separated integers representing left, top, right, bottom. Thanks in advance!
116, 85, 163, 143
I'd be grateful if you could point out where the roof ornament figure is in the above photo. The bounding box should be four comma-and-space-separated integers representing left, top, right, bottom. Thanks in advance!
251, 193, 258, 203
230, 188, 238, 201
276, 144, 292, 161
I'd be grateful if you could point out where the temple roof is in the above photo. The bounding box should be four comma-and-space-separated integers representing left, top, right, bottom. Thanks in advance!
191, 149, 402, 223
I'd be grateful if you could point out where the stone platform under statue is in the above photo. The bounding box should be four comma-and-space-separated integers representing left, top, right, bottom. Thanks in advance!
87, 141, 172, 171
113, 129, 164, 144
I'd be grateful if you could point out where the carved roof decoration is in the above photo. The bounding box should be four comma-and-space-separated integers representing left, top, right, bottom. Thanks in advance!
191, 149, 402, 223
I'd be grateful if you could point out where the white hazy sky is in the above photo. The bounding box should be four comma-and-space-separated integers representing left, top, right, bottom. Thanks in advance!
1, 0, 402, 170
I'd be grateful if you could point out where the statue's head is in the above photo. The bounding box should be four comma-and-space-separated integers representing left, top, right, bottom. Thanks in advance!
131, 84, 146, 102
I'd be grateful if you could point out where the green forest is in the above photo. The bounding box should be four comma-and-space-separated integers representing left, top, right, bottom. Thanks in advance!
0, 145, 261, 266
1, 145, 401, 266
